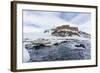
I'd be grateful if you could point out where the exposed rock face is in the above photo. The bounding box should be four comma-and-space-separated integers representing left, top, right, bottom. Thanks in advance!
51, 25, 80, 37
56, 25, 78, 31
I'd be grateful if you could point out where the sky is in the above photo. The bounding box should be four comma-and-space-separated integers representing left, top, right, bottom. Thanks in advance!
23, 10, 91, 34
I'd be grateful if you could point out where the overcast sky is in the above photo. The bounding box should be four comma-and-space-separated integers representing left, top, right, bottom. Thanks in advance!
23, 10, 91, 34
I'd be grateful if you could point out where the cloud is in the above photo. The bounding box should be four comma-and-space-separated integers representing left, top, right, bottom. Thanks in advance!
23, 26, 44, 33
23, 10, 91, 34
23, 10, 71, 32
70, 13, 91, 24
79, 21, 91, 34
60, 12, 79, 21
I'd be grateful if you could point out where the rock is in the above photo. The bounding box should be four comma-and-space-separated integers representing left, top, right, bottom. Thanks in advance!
33, 44, 45, 50
32, 38, 51, 45
51, 25, 80, 37
53, 43, 59, 46
75, 44, 86, 49
25, 44, 33, 49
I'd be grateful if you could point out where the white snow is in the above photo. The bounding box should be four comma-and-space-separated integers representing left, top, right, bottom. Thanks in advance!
23, 44, 30, 63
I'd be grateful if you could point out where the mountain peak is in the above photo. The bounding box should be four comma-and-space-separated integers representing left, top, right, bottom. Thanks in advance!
51, 25, 79, 37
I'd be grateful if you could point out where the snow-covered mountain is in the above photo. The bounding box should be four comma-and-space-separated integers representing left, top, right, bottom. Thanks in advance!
44, 25, 90, 39
23, 25, 91, 63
